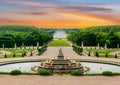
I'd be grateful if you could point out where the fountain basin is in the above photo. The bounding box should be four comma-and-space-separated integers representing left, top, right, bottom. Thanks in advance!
0, 61, 119, 74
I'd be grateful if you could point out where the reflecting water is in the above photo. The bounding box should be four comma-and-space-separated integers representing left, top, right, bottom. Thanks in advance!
0, 62, 120, 74
82, 62, 120, 74
53, 30, 67, 39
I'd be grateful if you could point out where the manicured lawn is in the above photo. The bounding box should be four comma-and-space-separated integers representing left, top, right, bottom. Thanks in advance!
87, 49, 118, 58
1, 49, 34, 58
49, 40, 70, 46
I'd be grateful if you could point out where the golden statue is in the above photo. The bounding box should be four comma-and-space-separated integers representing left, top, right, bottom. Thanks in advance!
50, 61, 54, 67
31, 66, 36, 72
68, 62, 72, 67
78, 60, 81, 66
40, 61, 44, 66
84, 66, 90, 72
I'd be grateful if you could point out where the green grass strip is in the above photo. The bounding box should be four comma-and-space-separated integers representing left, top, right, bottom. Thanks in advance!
49, 40, 70, 46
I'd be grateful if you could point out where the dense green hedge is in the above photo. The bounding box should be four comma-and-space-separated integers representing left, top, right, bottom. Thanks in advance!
0, 70, 120, 76
37, 70, 52, 75
38, 45, 47, 55
102, 71, 114, 76
72, 45, 83, 55
71, 71, 83, 76
10, 70, 22, 75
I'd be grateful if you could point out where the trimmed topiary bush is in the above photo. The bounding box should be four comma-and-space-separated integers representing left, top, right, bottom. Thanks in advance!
115, 54, 117, 58
88, 51, 91, 56
22, 53, 24, 57
105, 53, 108, 58
10, 70, 22, 75
30, 51, 33, 56
4, 53, 7, 58
102, 71, 114, 76
13, 53, 16, 58
24, 51, 26, 56
37, 70, 52, 75
71, 71, 83, 76
95, 52, 99, 57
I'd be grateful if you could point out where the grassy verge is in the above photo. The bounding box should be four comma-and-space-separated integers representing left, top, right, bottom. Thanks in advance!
86, 49, 119, 58
0, 49, 34, 58
49, 40, 70, 46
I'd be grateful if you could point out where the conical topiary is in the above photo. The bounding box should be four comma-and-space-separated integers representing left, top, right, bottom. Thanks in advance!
4, 53, 7, 58
95, 52, 99, 57
115, 54, 117, 58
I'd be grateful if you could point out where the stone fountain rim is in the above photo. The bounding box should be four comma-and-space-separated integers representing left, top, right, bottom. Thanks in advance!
0, 59, 120, 66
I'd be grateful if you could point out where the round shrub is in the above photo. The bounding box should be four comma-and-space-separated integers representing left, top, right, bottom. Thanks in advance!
102, 71, 114, 76
10, 70, 22, 75
38, 70, 52, 75
71, 71, 83, 76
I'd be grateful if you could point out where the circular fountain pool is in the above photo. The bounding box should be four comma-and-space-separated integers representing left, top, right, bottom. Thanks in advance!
0, 62, 120, 74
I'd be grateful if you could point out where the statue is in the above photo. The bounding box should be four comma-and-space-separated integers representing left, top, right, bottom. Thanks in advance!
14, 43, 17, 49
78, 60, 81, 66
57, 48, 64, 60
40, 61, 44, 66
2, 44, 4, 49
81, 42, 84, 48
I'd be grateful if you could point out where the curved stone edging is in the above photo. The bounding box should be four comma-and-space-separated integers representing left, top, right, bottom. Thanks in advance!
0, 59, 120, 66
78, 59, 120, 66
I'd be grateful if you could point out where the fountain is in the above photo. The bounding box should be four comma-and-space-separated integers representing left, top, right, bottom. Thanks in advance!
31, 48, 90, 73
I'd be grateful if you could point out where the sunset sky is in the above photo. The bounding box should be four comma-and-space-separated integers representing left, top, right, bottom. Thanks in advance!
0, 0, 120, 28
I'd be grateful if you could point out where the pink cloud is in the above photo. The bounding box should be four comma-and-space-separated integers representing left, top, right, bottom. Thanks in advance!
16, 12, 48, 15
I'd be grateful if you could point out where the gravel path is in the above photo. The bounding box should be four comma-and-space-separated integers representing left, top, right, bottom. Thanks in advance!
41, 47, 79, 59
0, 75, 120, 85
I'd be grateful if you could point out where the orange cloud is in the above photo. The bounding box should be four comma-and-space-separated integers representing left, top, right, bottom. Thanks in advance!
54, 10, 120, 24
0, 19, 112, 28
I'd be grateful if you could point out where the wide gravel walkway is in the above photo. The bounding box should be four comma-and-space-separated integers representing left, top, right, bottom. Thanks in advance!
0, 75, 120, 85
